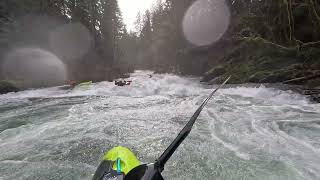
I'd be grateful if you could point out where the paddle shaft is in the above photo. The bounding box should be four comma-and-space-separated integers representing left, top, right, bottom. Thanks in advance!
155, 76, 231, 170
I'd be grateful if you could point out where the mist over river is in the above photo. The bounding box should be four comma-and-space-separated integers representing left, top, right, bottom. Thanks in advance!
0, 71, 319, 180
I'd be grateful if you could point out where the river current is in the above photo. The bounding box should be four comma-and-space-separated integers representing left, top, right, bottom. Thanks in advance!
0, 71, 319, 180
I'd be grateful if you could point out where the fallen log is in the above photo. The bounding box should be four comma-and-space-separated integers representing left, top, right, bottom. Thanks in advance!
283, 73, 320, 84
303, 89, 320, 95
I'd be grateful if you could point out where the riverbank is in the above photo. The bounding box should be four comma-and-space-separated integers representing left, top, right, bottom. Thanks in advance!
0, 69, 131, 95
196, 37, 320, 102
221, 83, 319, 103
202, 38, 319, 83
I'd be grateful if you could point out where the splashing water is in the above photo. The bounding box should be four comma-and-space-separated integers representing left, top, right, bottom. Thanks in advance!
0, 71, 319, 180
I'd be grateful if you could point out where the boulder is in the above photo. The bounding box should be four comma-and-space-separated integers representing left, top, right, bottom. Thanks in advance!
0, 81, 20, 94
310, 94, 320, 103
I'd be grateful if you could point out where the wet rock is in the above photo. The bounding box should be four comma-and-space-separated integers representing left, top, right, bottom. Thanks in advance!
0, 81, 20, 94
310, 94, 320, 103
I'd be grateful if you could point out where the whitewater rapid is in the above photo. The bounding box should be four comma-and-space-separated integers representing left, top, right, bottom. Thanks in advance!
0, 70, 319, 180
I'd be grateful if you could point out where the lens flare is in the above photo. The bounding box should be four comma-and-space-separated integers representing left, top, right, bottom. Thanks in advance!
182, 0, 230, 46
49, 23, 92, 60
2, 48, 67, 87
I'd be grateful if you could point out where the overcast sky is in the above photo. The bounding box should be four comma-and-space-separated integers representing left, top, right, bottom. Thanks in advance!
118, 0, 157, 31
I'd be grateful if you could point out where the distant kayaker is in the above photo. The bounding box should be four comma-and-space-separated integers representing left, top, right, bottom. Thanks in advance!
68, 80, 77, 88
115, 80, 132, 86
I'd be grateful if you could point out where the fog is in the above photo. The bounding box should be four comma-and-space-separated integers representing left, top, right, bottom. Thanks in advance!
2, 48, 67, 88
49, 23, 92, 60
0, 15, 94, 87
182, 0, 230, 46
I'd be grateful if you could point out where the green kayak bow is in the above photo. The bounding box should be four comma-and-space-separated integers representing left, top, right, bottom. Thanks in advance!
77, 81, 92, 87
93, 76, 231, 180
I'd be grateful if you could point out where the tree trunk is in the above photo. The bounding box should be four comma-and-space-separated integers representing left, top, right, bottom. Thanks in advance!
306, 0, 320, 32
70, 0, 77, 21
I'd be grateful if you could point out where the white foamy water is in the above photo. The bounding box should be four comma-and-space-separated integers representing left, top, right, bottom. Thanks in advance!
0, 71, 319, 180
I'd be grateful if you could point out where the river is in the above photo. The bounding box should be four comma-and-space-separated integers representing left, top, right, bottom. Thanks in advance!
0, 70, 319, 180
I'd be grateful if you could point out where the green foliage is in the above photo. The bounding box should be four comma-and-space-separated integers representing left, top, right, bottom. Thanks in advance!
130, 0, 320, 85
202, 36, 309, 84
299, 47, 320, 64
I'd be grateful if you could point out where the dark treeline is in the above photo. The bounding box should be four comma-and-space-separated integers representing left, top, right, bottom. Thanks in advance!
1, 0, 320, 92
0, 0, 132, 89
131, 0, 320, 87
129, 0, 194, 74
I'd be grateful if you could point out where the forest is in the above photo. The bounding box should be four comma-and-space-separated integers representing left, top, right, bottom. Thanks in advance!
1, 0, 320, 91
132, 0, 320, 87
